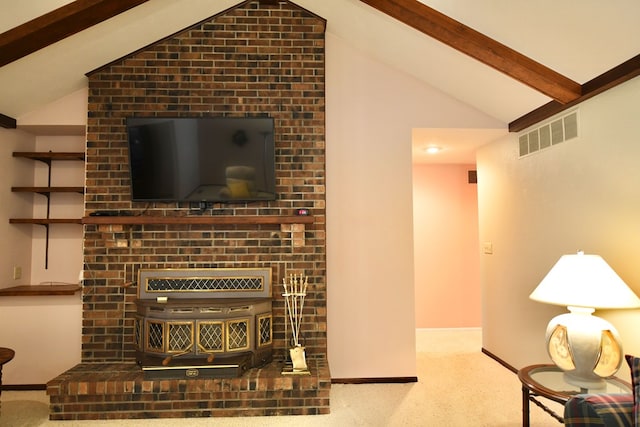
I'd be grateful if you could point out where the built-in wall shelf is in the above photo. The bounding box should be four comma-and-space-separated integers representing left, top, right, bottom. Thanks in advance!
0, 284, 81, 297
10, 218, 82, 225
82, 215, 314, 226
12, 186, 84, 194
12, 152, 85, 162
9, 151, 86, 268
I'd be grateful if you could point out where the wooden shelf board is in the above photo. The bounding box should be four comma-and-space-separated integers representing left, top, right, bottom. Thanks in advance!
12, 186, 84, 193
0, 284, 81, 296
82, 215, 314, 225
17, 124, 85, 136
9, 218, 82, 225
13, 152, 85, 162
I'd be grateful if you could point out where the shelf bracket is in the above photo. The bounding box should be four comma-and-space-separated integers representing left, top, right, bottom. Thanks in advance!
31, 153, 53, 270
44, 223, 50, 269
29, 222, 51, 269
43, 155, 52, 269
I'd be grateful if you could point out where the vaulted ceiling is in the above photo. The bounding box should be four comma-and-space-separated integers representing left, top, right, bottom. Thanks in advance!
1, 0, 639, 138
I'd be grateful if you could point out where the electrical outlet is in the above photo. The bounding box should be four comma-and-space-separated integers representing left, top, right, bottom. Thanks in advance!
482, 242, 493, 255
13, 266, 22, 280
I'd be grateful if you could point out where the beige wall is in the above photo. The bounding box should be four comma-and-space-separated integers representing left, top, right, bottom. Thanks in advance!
413, 163, 481, 328
478, 76, 640, 375
0, 90, 85, 385
0, 129, 34, 282
325, 33, 502, 378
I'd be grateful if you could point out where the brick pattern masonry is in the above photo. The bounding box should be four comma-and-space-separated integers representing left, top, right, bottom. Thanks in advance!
47, 0, 329, 419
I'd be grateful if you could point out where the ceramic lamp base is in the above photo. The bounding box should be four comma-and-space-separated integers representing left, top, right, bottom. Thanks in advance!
546, 307, 623, 390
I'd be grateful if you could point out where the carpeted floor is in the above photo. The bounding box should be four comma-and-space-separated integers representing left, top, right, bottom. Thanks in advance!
0, 329, 562, 426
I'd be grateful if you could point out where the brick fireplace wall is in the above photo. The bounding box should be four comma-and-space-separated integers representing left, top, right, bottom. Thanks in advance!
82, 0, 326, 363
47, 1, 329, 419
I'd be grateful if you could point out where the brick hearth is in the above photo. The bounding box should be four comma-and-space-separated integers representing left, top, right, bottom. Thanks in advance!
48, 361, 330, 420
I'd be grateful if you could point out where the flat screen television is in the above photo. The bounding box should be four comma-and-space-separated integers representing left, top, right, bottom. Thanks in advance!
126, 117, 276, 203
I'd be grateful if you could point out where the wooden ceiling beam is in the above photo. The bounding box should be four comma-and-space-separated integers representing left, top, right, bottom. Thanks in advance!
509, 54, 640, 132
0, 113, 17, 129
0, 0, 149, 68
359, 0, 582, 105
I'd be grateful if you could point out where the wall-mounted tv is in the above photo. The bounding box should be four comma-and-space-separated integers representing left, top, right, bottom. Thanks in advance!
126, 117, 276, 203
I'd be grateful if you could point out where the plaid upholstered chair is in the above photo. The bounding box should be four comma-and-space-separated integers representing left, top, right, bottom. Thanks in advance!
565, 355, 639, 426
564, 394, 634, 426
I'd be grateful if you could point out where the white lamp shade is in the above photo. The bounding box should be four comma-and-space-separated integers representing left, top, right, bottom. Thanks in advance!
530, 252, 640, 309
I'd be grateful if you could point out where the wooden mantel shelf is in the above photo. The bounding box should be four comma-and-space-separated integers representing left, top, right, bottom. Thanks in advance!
82, 215, 314, 225
0, 284, 81, 297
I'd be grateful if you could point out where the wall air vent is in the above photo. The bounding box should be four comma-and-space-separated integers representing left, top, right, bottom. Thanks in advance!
519, 110, 579, 157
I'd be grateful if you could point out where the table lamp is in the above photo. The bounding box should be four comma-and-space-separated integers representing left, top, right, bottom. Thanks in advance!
529, 251, 640, 389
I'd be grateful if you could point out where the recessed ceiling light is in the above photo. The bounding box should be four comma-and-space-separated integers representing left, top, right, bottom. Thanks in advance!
424, 146, 442, 154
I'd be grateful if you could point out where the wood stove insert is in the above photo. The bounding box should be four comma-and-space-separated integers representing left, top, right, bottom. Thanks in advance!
134, 268, 273, 379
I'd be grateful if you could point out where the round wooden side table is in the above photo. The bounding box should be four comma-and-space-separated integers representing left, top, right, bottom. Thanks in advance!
0, 347, 16, 398
518, 364, 631, 426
